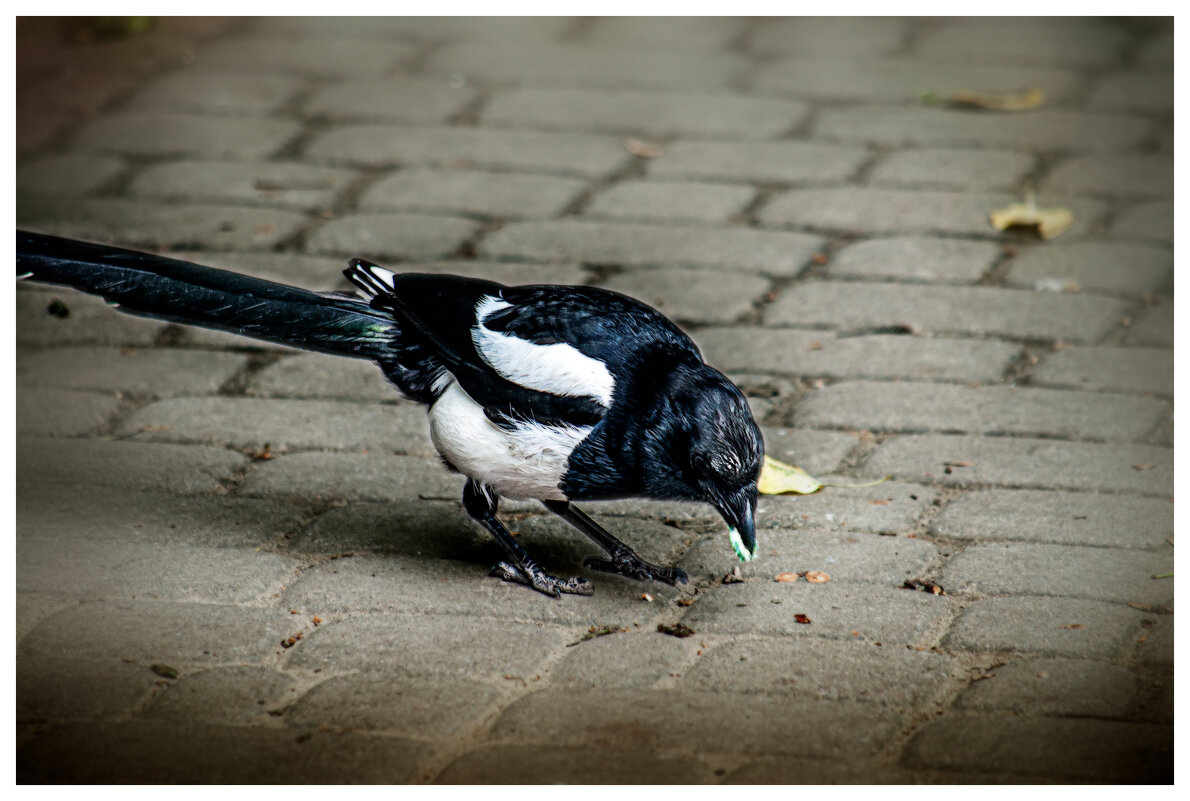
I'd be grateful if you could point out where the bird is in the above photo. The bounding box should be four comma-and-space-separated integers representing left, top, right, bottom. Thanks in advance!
16, 229, 764, 597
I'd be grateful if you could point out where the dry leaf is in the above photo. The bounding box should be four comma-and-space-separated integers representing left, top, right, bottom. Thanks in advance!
807, 341, 824, 351
811, 252, 830, 265
759, 455, 890, 495
989, 190, 1073, 240
793, 614, 812, 624
774, 572, 799, 583
624, 137, 664, 158
1062, 623, 1085, 630
804, 570, 831, 584
641, 593, 654, 602
870, 499, 890, 506
952, 86, 1045, 111
1132, 462, 1155, 471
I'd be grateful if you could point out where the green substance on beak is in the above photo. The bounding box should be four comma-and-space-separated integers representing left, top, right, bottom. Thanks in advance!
728, 527, 756, 562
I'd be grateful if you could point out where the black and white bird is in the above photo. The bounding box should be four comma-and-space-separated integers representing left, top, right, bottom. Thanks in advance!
17, 230, 764, 597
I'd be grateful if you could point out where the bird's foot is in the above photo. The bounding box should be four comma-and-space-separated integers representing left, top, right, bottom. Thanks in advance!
583, 553, 688, 586
490, 561, 595, 598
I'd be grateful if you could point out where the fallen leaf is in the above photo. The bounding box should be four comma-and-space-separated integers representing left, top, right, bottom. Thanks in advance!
567, 625, 628, 646
774, 572, 799, 583
759, 455, 891, 495
657, 623, 695, 638
902, 579, 945, 596
150, 664, 179, 679
807, 341, 824, 351
675, 598, 695, 607
811, 252, 830, 265
951, 86, 1045, 111
1061, 623, 1085, 630
989, 190, 1073, 240
804, 570, 831, 584
1132, 462, 1155, 471
793, 614, 812, 624
944, 461, 974, 468
870, 499, 890, 506
624, 137, 664, 158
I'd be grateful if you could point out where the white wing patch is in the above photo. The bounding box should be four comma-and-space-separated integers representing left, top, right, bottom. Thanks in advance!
472, 295, 615, 407
428, 381, 588, 500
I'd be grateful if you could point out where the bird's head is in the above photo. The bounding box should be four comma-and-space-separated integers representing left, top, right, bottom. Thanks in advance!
641, 362, 764, 562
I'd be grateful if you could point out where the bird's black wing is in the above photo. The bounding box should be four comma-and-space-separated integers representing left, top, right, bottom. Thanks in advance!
344, 260, 702, 428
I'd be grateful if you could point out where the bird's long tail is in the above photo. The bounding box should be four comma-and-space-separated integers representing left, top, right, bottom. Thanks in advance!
16, 230, 399, 361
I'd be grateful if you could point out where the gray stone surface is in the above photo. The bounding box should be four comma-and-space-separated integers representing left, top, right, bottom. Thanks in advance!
646, 139, 870, 184
18, 346, 249, 396
238, 451, 462, 502
828, 236, 1000, 283
17, 153, 125, 196
586, 181, 754, 224
126, 70, 304, 114
16, 285, 165, 347
1005, 241, 1172, 296
196, 35, 417, 77
73, 111, 301, 159
601, 268, 770, 325
913, 20, 1131, 68
929, 489, 1173, 549
864, 434, 1173, 496
483, 87, 809, 140
360, 168, 586, 220
1110, 200, 1173, 245
16, 387, 122, 437
1088, 72, 1173, 113
755, 481, 938, 536
748, 17, 908, 57
142, 665, 300, 726
129, 160, 359, 211
174, 250, 350, 291
248, 353, 400, 401
434, 744, 717, 784
1043, 155, 1173, 199
766, 281, 1127, 343
942, 597, 1146, 659
17, 657, 162, 722
758, 428, 858, 476
482, 220, 823, 276
1124, 298, 1174, 347
871, 148, 1037, 192
306, 212, 478, 260
549, 630, 696, 688
953, 657, 1139, 719
1032, 346, 1172, 396
304, 78, 478, 123
796, 380, 1167, 443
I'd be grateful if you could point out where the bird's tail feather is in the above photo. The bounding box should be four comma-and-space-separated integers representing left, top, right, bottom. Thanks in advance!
16, 230, 399, 361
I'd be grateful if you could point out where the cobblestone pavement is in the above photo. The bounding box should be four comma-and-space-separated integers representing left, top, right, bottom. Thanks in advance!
15, 17, 1173, 783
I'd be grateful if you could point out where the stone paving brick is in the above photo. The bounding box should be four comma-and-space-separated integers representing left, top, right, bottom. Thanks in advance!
238, 452, 463, 502
16, 285, 165, 347
287, 672, 501, 737
929, 489, 1173, 550
483, 88, 809, 140
16, 484, 305, 549
1122, 297, 1173, 347
306, 125, 632, 178
481, 220, 823, 276
942, 596, 1147, 659
829, 236, 1000, 284
73, 111, 300, 159
118, 396, 433, 455
795, 380, 1167, 443
16, 596, 72, 646
747, 17, 907, 57
913, 20, 1131, 68
19, 199, 309, 251
17, 721, 433, 783
175, 250, 350, 291
16, 154, 125, 196
601, 268, 769, 325
1005, 241, 1172, 296
902, 716, 1171, 782
19, 600, 298, 664
434, 743, 717, 784
288, 501, 472, 558
1136, 30, 1174, 66
696, 328, 1017, 383
953, 657, 1139, 719
126, 70, 303, 115
814, 107, 1151, 153
680, 527, 938, 587
17, 436, 246, 495
285, 613, 569, 679
585, 181, 754, 225
683, 637, 956, 707
549, 631, 696, 688
755, 481, 938, 536
306, 212, 478, 260
723, 758, 936, 784
682, 581, 949, 644
1043, 155, 1172, 199
17, 346, 250, 397
18, 657, 161, 722
1110, 199, 1173, 245
870, 149, 1035, 192
1032, 346, 1172, 397
129, 160, 359, 211
304, 78, 478, 123
864, 434, 1173, 497
390, 260, 590, 286
196, 35, 416, 77
761, 187, 1105, 239
280, 552, 683, 628
255, 16, 571, 42
939, 543, 1172, 605
360, 168, 586, 220
1088, 72, 1173, 113
1137, 616, 1173, 667
753, 59, 1080, 104
646, 140, 870, 184
758, 428, 858, 476
142, 666, 300, 726
766, 282, 1127, 343
18, 537, 300, 604
425, 43, 747, 90
583, 16, 747, 51
16, 388, 121, 437
248, 353, 400, 402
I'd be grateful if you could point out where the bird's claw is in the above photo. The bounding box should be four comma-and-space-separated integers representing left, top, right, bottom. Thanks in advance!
490, 561, 595, 597
583, 555, 689, 586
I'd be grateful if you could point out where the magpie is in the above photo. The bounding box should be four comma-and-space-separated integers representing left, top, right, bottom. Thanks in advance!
17, 230, 763, 597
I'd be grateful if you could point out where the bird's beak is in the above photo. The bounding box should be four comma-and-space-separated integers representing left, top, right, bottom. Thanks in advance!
717, 489, 758, 562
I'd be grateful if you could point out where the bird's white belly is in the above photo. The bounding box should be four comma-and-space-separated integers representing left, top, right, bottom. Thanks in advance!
428, 381, 590, 501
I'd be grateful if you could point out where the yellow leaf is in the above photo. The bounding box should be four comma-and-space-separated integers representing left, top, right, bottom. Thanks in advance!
951, 86, 1045, 111
989, 191, 1073, 240
758, 455, 823, 495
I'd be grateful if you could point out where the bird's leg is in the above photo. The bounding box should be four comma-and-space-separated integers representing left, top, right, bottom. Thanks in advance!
541, 500, 688, 587
462, 480, 593, 598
